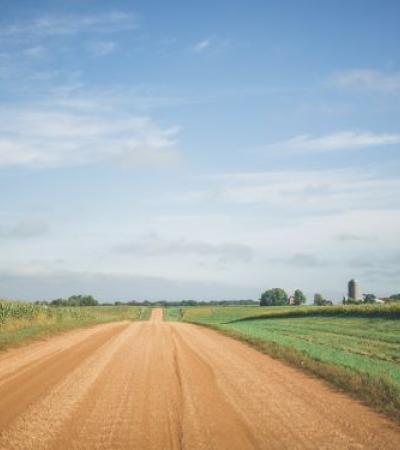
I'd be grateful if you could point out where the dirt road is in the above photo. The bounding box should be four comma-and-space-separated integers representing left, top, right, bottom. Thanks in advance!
0, 309, 399, 449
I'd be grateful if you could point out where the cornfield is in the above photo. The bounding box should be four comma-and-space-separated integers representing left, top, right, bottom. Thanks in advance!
168, 303, 400, 324
0, 300, 148, 327
0, 301, 92, 325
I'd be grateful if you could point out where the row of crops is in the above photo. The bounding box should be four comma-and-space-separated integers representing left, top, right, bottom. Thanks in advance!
0, 300, 150, 327
0, 301, 94, 324
166, 302, 400, 325
236, 302, 400, 321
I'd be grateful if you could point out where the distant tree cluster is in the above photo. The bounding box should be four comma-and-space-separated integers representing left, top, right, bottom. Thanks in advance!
259, 288, 310, 306
110, 299, 259, 307
42, 295, 99, 307
313, 293, 333, 306
260, 288, 288, 306
258, 288, 335, 306
33, 298, 260, 307
29, 290, 400, 308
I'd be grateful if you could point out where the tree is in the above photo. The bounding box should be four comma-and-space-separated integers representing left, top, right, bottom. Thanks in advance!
50, 294, 98, 307
293, 289, 306, 305
68, 295, 98, 306
50, 298, 67, 306
260, 288, 288, 306
314, 293, 325, 306
363, 293, 376, 303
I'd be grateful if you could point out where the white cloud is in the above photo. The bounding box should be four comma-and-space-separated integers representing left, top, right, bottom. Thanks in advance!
179, 168, 400, 215
23, 45, 46, 58
0, 11, 135, 39
53, 87, 189, 111
267, 131, 400, 154
331, 69, 400, 93
193, 39, 211, 53
0, 96, 181, 168
85, 41, 116, 57
334, 233, 375, 243
114, 234, 254, 262
284, 253, 327, 268
0, 268, 257, 302
192, 37, 231, 54
0, 221, 49, 239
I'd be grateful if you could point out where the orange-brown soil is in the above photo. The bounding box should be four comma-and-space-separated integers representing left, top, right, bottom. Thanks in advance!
0, 308, 399, 449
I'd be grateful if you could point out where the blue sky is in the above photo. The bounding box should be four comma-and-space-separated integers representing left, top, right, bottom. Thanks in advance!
0, 0, 399, 301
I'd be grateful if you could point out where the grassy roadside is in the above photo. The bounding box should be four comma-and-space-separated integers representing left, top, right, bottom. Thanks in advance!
0, 301, 150, 352
165, 305, 400, 421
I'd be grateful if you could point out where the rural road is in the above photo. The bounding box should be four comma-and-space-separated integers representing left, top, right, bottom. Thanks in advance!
0, 309, 399, 449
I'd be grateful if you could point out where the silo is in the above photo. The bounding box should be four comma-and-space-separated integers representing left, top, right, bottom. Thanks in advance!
348, 279, 363, 301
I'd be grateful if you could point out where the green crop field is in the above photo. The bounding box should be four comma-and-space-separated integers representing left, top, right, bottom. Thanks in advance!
165, 304, 400, 420
0, 300, 150, 351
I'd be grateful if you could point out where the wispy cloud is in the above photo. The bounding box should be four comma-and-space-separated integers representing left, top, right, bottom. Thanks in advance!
0, 12, 135, 39
287, 253, 326, 267
0, 13, 133, 86
178, 169, 400, 216
0, 221, 49, 239
331, 69, 400, 93
192, 37, 231, 54
334, 233, 375, 243
193, 39, 211, 53
114, 234, 253, 263
23, 45, 46, 58
52, 86, 188, 111
266, 131, 400, 154
0, 268, 254, 301
0, 93, 181, 168
85, 40, 116, 57
264, 252, 328, 268
350, 252, 400, 280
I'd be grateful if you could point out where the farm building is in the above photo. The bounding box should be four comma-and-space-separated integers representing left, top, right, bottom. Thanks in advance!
348, 279, 363, 302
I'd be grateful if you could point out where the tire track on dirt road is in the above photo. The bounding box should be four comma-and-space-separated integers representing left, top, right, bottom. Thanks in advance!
0, 308, 399, 449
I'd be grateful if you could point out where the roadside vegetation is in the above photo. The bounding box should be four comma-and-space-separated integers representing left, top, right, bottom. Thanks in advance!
0, 299, 149, 351
165, 303, 400, 421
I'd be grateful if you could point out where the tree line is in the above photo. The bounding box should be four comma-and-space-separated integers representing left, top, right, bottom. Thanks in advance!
259, 288, 332, 306
35, 297, 259, 307
33, 292, 399, 307
111, 299, 259, 307
36, 295, 98, 307
259, 289, 400, 306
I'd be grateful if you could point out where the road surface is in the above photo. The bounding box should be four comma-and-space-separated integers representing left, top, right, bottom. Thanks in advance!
0, 308, 399, 449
